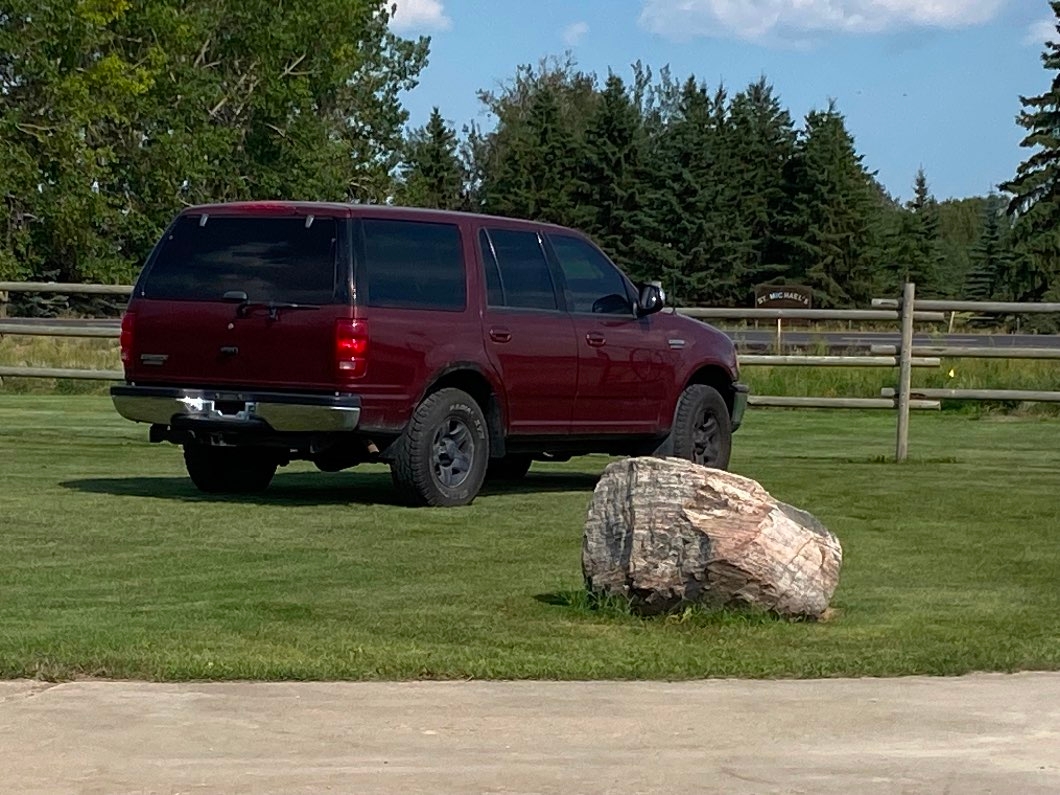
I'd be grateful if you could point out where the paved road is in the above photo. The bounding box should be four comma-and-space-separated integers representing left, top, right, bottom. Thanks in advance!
1, 674, 1057, 794
3, 317, 1060, 351
0, 317, 120, 328
730, 329, 1060, 350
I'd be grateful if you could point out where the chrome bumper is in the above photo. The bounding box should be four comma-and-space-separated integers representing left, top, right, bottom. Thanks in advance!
111, 386, 361, 433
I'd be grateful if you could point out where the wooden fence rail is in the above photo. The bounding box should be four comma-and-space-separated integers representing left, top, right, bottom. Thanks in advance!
2, 281, 1058, 461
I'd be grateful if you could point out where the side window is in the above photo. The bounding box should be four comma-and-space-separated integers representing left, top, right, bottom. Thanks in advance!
484, 228, 558, 311
548, 234, 633, 315
360, 220, 465, 311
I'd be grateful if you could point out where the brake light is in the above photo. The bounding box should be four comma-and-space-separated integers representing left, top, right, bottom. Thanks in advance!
229, 202, 300, 215
335, 319, 369, 379
119, 312, 136, 366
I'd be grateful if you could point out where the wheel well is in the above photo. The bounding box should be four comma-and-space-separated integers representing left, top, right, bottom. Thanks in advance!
424, 369, 506, 458
685, 365, 735, 415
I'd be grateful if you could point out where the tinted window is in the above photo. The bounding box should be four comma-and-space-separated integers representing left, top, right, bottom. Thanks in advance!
486, 229, 557, 311
549, 235, 633, 315
145, 216, 338, 303
361, 220, 465, 311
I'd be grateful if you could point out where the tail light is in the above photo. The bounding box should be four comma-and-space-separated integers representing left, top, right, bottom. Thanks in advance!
335, 319, 369, 380
119, 312, 136, 366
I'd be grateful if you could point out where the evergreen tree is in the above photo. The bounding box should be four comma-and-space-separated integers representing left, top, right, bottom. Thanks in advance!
934, 196, 990, 297
999, 0, 1060, 302
964, 195, 1011, 300
572, 74, 649, 274
396, 108, 465, 210
909, 169, 944, 294
481, 87, 580, 225
470, 57, 597, 220
775, 103, 880, 307
641, 79, 737, 304
884, 169, 944, 295
473, 59, 594, 225
727, 78, 797, 289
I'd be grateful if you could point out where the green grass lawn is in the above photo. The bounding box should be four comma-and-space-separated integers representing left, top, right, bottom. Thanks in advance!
1, 396, 1057, 681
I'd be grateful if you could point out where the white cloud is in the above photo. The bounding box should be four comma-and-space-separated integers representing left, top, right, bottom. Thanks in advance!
563, 21, 590, 46
388, 0, 451, 33
1024, 18, 1056, 48
639, 0, 1007, 43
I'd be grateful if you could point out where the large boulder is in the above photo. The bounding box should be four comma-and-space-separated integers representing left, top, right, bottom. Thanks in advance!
582, 458, 842, 619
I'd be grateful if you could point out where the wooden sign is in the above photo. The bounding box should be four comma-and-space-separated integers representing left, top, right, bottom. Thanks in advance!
754, 285, 813, 309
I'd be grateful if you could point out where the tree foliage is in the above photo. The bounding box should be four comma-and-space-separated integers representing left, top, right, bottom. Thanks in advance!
1, 13, 1038, 311
0, 0, 427, 283
773, 104, 880, 306
999, 0, 1060, 303
395, 108, 465, 209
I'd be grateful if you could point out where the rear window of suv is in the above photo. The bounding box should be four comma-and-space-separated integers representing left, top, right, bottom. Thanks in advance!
143, 215, 339, 304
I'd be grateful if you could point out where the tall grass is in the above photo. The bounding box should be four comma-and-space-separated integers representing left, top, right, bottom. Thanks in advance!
743, 358, 1060, 415
0, 336, 118, 395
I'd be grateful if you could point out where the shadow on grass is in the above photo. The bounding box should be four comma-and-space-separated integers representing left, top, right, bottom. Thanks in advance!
480, 471, 600, 496
61, 469, 602, 506
61, 471, 405, 506
534, 591, 791, 627
535, 591, 586, 608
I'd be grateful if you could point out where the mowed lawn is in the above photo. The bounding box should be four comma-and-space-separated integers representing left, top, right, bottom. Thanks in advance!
0, 395, 1057, 681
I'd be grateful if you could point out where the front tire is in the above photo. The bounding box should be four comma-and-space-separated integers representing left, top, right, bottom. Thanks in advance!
666, 385, 733, 470
183, 445, 278, 494
390, 388, 489, 507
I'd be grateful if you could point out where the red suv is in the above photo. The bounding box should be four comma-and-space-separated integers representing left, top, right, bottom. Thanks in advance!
112, 202, 748, 506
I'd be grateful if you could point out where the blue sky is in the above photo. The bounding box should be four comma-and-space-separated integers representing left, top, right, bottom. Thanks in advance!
388, 0, 1057, 203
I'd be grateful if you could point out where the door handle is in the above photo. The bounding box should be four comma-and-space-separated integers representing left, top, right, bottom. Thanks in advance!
586, 332, 606, 348
489, 327, 512, 344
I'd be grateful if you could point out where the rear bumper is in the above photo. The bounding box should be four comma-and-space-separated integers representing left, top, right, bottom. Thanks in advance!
111, 386, 361, 433
732, 383, 749, 431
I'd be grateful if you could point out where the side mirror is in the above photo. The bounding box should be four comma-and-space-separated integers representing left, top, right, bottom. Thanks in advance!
637, 283, 665, 317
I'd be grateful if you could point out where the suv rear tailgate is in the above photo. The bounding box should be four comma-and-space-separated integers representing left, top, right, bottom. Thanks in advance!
125, 210, 350, 392
126, 299, 347, 391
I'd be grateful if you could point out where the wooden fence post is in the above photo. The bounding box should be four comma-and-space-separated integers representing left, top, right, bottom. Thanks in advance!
895, 282, 916, 462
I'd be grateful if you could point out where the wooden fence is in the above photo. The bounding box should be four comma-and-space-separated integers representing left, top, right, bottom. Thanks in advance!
1, 281, 1058, 461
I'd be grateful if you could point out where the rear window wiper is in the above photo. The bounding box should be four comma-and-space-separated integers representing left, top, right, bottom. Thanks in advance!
222, 290, 321, 320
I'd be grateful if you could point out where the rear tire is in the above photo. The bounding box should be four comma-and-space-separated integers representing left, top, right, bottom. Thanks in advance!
183, 445, 277, 494
665, 385, 733, 470
390, 388, 489, 507
486, 454, 533, 482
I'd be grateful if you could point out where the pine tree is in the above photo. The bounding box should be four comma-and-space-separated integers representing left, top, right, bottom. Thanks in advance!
471, 57, 596, 223
728, 78, 797, 291
885, 169, 944, 295
396, 108, 465, 210
640, 79, 735, 304
999, 0, 1060, 302
775, 103, 880, 307
964, 195, 1011, 300
480, 86, 581, 225
572, 74, 648, 273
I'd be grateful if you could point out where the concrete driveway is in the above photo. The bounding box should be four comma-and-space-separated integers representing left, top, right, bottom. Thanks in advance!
1, 674, 1057, 794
